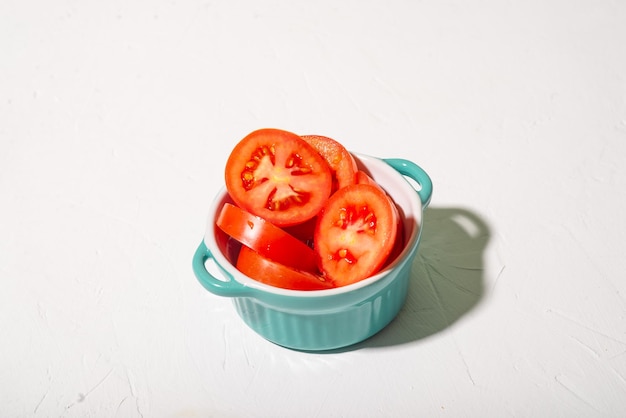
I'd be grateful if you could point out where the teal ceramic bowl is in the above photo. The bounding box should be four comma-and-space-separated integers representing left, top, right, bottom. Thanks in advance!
192, 153, 432, 351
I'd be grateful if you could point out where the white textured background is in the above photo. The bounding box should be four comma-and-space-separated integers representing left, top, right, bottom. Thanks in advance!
2, 0, 626, 417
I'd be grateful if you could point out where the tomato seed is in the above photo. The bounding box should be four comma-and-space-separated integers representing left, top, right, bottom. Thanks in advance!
252, 145, 275, 165
336, 248, 356, 264
266, 192, 310, 212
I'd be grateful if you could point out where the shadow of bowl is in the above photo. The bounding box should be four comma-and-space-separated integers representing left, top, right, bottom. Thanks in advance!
329, 206, 490, 351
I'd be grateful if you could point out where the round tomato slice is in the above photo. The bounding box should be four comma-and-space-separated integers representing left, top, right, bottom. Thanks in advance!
216, 203, 319, 273
314, 183, 398, 287
225, 129, 333, 227
355, 170, 405, 266
236, 246, 333, 291
300, 134, 357, 193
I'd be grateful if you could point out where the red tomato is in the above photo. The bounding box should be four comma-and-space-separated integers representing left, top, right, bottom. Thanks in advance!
314, 183, 399, 287
282, 216, 317, 248
225, 129, 333, 227
216, 203, 319, 273
355, 170, 378, 188
385, 223, 405, 267
355, 170, 405, 266
236, 246, 333, 291
300, 135, 357, 193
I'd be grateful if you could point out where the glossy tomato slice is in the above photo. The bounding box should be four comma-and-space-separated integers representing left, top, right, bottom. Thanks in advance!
355, 170, 405, 267
216, 203, 318, 273
300, 134, 357, 193
314, 183, 398, 287
225, 129, 332, 227
236, 246, 333, 291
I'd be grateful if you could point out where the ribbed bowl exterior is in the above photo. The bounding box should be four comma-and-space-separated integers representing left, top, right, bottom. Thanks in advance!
232, 246, 415, 351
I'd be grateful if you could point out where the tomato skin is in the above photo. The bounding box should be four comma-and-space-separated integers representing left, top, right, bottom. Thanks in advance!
314, 183, 398, 287
236, 246, 334, 291
225, 129, 333, 227
355, 170, 377, 187
216, 203, 319, 273
300, 135, 357, 193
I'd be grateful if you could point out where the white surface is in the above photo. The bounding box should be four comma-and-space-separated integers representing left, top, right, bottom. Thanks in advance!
2, 0, 626, 417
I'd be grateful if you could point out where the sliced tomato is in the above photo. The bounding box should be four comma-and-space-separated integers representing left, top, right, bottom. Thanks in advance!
236, 246, 333, 291
314, 183, 398, 287
225, 129, 332, 227
385, 222, 405, 267
355, 170, 378, 188
282, 215, 317, 248
355, 170, 405, 267
300, 134, 357, 193
216, 203, 318, 273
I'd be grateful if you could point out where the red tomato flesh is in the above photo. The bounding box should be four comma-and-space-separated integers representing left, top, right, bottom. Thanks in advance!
236, 246, 333, 291
282, 215, 317, 248
216, 203, 319, 273
300, 134, 357, 193
314, 183, 398, 287
225, 129, 333, 227
355, 170, 405, 267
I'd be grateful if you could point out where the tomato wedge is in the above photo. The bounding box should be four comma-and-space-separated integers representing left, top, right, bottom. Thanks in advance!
216, 203, 318, 273
314, 183, 398, 287
300, 134, 357, 193
236, 246, 333, 291
225, 129, 333, 227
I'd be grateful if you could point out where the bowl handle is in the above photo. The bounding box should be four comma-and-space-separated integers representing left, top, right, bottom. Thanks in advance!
192, 240, 249, 297
383, 158, 433, 209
